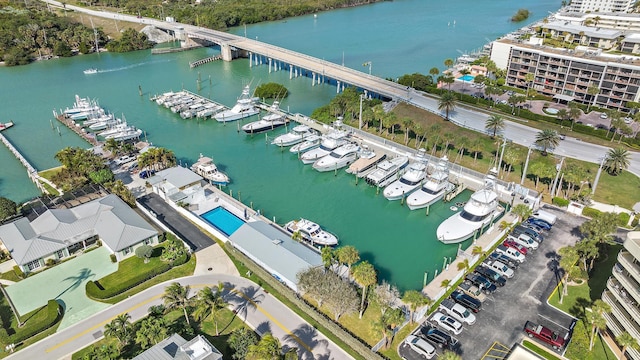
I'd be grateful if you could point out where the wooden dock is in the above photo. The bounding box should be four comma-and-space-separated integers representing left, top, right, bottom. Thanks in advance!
53, 111, 101, 146
189, 55, 222, 68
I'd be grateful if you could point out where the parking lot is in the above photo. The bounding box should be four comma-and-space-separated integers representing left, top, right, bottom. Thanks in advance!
399, 206, 608, 359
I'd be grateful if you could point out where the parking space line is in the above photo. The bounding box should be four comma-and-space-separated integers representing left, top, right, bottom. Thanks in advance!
480, 341, 511, 359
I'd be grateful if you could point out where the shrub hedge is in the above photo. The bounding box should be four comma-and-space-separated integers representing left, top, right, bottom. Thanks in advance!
582, 207, 602, 218
86, 263, 172, 300
0, 300, 62, 344
552, 197, 570, 207
618, 212, 630, 227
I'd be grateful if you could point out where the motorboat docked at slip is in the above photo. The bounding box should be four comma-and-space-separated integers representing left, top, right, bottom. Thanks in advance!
271, 124, 316, 147
242, 101, 288, 133
365, 156, 410, 188
299, 129, 350, 164
285, 218, 338, 246
346, 145, 386, 178
63, 95, 101, 116
407, 156, 455, 210
436, 175, 502, 244
289, 134, 322, 154
312, 143, 359, 172
191, 154, 230, 185
104, 127, 143, 141
214, 85, 260, 122
88, 118, 119, 131
197, 103, 225, 118
383, 160, 428, 200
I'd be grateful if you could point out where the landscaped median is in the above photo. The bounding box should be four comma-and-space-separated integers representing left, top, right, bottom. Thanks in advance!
0, 296, 62, 356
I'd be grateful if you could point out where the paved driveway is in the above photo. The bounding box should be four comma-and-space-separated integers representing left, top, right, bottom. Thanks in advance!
6, 247, 117, 330
138, 193, 215, 251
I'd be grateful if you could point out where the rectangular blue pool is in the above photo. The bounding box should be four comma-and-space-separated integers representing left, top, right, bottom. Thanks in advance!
458, 74, 475, 82
201, 207, 245, 236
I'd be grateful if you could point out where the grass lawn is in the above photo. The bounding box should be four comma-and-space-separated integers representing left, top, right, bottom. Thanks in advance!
522, 340, 562, 359
73, 307, 247, 360
97, 247, 167, 290
593, 171, 640, 210
38, 167, 63, 180
0, 270, 22, 283
379, 323, 419, 360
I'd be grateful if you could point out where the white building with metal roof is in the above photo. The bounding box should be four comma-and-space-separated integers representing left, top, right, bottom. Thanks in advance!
0, 194, 158, 273
229, 220, 323, 292
133, 333, 223, 360
148, 166, 206, 205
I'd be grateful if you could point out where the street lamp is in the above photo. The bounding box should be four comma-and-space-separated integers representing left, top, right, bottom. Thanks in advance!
363, 61, 372, 75
521, 145, 534, 185
358, 94, 364, 130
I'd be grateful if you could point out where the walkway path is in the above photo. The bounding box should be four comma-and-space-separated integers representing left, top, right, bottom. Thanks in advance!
6, 274, 352, 360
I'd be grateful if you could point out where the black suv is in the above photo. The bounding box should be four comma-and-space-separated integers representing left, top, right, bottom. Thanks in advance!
475, 266, 507, 287
465, 273, 498, 293
450, 290, 482, 313
419, 324, 458, 349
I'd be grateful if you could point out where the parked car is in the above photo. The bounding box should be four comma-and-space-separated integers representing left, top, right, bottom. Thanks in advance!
511, 225, 544, 243
405, 334, 437, 359
532, 209, 557, 225
484, 260, 515, 279
450, 290, 482, 313
113, 154, 136, 166
430, 312, 463, 335
523, 321, 567, 351
474, 266, 507, 286
526, 217, 552, 231
488, 252, 519, 269
520, 222, 545, 234
465, 272, 499, 292
600, 112, 608, 119
438, 299, 476, 325
419, 324, 458, 349
508, 234, 539, 250
503, 239, 528, 255
495, 244, 526, 263
139, 169, 156, 179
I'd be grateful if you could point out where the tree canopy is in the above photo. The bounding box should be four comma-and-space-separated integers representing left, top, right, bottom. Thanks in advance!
0, 197, 17, 221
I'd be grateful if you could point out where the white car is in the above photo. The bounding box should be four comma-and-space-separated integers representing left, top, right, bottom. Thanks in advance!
113, 155, 136, 166
508, 234, 539, 250
404, 335, 436, 359
440, 300, 476, 325
496, 245, 525, 263
487, 260, 515, 279
430, 312, 463, 335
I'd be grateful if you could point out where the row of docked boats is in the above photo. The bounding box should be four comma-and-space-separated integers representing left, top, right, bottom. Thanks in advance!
60, 95, 143, 142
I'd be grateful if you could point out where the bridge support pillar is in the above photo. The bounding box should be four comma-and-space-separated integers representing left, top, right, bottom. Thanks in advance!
249, 52, 252, 68
364, 89, 369, 99
220, 44, 233, 61
289, 65, 292, 79
268, 58, 272, 73
337, 81, 341, 93
313, 72, 317, 86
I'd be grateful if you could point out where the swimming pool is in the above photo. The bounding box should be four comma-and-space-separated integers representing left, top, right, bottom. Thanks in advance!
458, 74, 475, 82
201, 207, 245, 236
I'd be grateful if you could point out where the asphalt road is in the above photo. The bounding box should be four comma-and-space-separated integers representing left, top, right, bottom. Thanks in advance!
138, 193, 215, 251
398, 207, 618, 360
5, 274, 352, 360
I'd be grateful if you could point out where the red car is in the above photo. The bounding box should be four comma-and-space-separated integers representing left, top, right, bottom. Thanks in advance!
503, 240, 528, 255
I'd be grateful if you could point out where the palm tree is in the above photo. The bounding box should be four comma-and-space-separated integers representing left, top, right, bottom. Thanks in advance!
439, 351, 462, 360
335, 245, 360, 275
524, 73, 535, 107
469, 138, 482, 163
440, 279, 452, 291
438, 91, 456, 121
471, 245, 485, 258
558, 246, 579, 303
104, 313, 133, 349
568, 103, 582, 131
402, 117, 414, 145
587, 300, 611, 350
443, 58, 454, 71
616, 331, 639, 357
604, 148, 630, 175
456, 258, 470, 272
511, 204, 533, 221
485, 115, 505, 138
193, 282, 227, 335
429, 67, 440, 83
247, 333, 282, 360
352, 260, 377, 319
402, 290, 431, 324
534, 129, 560, 155
587, 85, 599, 112
162, 282, 193, 325
321, 246, 335, 269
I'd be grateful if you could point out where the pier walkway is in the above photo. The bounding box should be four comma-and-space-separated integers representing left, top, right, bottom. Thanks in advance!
0, 133, 63, 195
53, 113, 100, 147
189, 55, 222, 68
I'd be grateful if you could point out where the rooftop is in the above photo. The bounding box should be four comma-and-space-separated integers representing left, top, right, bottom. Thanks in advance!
542, 20, 622, 39
133, 334, 223, 360
149, 166, 203, 189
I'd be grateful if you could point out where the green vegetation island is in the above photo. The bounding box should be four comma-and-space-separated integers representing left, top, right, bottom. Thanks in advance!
511, 9, 531, 22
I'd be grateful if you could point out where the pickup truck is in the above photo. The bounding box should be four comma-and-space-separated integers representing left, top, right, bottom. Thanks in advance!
458, 282, 487, 302
464, 273, 497, 294
439, 299, 476, 325
523, 321, 566, 351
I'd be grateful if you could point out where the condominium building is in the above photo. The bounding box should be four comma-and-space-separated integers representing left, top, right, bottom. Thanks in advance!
566, 0, 636, 13
555, 12, 640, 32
490, 38, 640, 112
602, 231, 640, 360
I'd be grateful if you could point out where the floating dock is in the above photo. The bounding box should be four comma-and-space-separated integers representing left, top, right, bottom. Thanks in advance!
52, 111, 100, 146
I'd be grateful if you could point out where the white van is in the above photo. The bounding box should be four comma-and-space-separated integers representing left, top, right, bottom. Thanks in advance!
532, 209, 557, 225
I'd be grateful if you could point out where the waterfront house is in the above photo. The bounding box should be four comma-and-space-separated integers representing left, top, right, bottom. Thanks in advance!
0, 194, 158, 273
133, 333, 223, 360
148, 166, 205, 205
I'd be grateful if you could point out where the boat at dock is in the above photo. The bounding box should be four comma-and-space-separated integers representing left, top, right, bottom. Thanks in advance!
312, 143, 359, 172
365, 156, 410, 188
88, 118, 119, 131
285, 218, 338, 246
197, 103, 225, 118
214, 85, 260, 122
0, 121, 14, 132
345, 145, 386, 177
104, 127, 143, 142
406, 156, 454, 210
289, 134, 322, 154
383, 160, 428, 201
241, 101, 288, 133
191, 154, 230, 185
271, 124, 316, 147
436, 175, 502, 244
63, 95, 101, 117
299, 129, 350, 164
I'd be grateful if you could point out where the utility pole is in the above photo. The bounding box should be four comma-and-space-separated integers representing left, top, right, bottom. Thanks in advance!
521, 146, 533, 185
497, 137, 508, 177
592, 156, 607, 195
358, 94, 364, 130
550, 157, 565, 198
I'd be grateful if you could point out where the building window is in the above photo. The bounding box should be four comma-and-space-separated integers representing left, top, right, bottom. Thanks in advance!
144, 238, 152, 245
26, 259, 41, 271
56, 250, 65, 259
123, 247, 132, 255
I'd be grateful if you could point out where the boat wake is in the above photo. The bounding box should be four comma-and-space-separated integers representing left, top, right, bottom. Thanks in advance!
98, 59, 173, 73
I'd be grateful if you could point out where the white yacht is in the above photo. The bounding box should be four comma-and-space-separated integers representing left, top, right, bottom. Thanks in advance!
63, 95, 101, 116
242, 102, 288, 133
312, 143, 359, 172
83, 68, 98, 75
89, 118, 119, 131
214, 85, 260, 122
191, 155, 230, 185
271, 124, 316, 147
346, 145, 386, 178
104, 127, 142, 141
383, 160, 428, 200
365, 156, 410, 188
197, 103, 224, 118
436, 175, 502, 244
98, 122, 129, 137
300, 130, 350, 164
289, 134, 322, 154
407, 157, 454, 210
285, 218, 338, 246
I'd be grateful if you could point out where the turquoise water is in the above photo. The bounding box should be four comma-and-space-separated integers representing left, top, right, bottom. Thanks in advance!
0, 0, 561, 290
201, 206, 245, 236
459, 74, 475, 82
